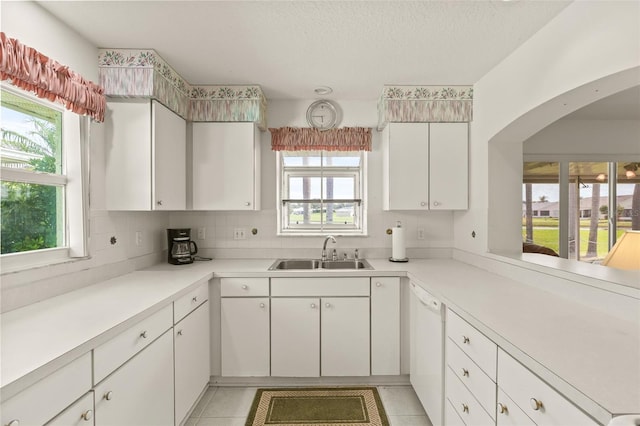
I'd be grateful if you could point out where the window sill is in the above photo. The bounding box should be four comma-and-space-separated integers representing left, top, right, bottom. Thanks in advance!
0, 248, 86, 275
277, 232, 369, 237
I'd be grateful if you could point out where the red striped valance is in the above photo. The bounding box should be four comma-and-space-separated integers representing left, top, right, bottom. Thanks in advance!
270, 127, 372, 152
0, 32, 106, 122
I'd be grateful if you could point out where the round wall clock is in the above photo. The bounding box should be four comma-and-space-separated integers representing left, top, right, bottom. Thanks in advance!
306, 100, 338, 130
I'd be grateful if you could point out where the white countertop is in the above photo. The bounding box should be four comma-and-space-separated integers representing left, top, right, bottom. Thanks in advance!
1, 257, 638, 425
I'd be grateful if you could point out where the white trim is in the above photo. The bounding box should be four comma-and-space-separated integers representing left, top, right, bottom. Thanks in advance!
0, 168, 67, 186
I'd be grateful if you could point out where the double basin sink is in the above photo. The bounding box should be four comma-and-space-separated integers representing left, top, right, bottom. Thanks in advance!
268, 258, 373, 270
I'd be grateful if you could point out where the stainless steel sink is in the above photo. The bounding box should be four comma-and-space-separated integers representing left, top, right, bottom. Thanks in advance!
268, 259, 373, 271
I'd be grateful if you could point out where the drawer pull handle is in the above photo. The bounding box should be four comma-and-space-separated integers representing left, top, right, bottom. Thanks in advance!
530, 398, 543, 411
192, 296, 198, 303
82, 409, 93, 421
376, 282, 382, 287
497, 403, 507, 414
325, 303, 331, 308
7, 420, 20, 426
461, 403, 469, 413
140, 331, 147, 339
461, 368, 469, 377
462, 335, 470, 344
177, 330, 183, 336
259, 303, 266, 308
104, 391, 114, 401
242, 285, 248, 290
310, 303, 316, 308
420, 201, 426, 206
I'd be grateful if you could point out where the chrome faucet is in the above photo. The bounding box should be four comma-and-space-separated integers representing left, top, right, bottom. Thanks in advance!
321, 235, 337, 261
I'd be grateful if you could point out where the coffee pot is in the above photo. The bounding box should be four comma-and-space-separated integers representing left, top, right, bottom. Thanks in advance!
167, 229, 198, 265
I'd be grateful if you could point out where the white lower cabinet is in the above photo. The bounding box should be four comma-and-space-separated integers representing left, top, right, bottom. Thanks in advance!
94, 331, 174, 426
46, 391, 95, 426
446, 367, 495, 426
496, 388, 535, 426
321, 297, 370, 376
445, 398, 467, 426
271, 298, 320, 377
174, 301, 210, 425
220, 297, 270, 376
371, 277, 400, 375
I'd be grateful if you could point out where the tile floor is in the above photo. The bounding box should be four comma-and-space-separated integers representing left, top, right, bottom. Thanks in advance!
184, 385, 433, 426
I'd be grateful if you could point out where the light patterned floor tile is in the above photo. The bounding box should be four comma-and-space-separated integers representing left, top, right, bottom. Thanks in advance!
201, 387, 258, 418
197, 417, 246, 426
388, 415, 434, 426
190, 387, 218, 418
377, 386, 428, 416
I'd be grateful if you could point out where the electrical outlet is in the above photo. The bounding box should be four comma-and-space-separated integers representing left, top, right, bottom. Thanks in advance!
417, 227, 425, 240
233, 228, 247, 240
197, 227, 206, 240
135, 231, 143, 246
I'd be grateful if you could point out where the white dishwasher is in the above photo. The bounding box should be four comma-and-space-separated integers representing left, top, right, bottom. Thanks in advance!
410, 281, 445, 426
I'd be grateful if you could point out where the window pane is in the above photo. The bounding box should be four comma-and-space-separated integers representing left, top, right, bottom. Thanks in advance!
324, 202, 356, 226
1, 182, 64, 254
324, 152, 361, 167
522, 162, 559, 255
288, 176, 321, 199
282, 151, 321, 167
617, 162, 640, 234
323, 177, 355, 199
1, 91, 63, 174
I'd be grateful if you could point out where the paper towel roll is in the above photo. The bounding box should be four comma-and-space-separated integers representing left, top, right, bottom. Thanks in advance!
392, 224, 406, 260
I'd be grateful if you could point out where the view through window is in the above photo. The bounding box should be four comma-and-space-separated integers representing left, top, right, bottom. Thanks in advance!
523, 161, 640, 262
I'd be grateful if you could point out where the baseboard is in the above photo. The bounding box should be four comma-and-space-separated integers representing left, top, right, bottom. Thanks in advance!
208, 375, 410, 387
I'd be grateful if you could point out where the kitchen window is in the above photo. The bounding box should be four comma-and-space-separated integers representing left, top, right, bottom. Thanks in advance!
1, 86, 89, 271
277, 150, 366, 235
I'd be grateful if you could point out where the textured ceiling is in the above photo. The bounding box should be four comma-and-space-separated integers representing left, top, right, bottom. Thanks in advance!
36, 0, 572, 100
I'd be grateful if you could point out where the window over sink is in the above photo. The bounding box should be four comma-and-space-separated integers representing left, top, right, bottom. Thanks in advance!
277, 150, 366, 235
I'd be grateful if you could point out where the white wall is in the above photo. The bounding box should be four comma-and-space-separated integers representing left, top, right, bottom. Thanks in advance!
456, 0, 640, 256
1, 2, 170, 312
169, 99, 455, 259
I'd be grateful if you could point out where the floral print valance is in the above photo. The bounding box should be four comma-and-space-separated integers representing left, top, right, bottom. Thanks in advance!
270, 127, 372, 152
0, 33, 106, 122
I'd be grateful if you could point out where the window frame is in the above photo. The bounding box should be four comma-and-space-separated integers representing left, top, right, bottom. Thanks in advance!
276, 150, 367, 236
1, 84, 89, 272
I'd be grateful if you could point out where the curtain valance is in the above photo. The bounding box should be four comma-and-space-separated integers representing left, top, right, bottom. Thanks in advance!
0, 32, 106, 122
269, 127, 372, 152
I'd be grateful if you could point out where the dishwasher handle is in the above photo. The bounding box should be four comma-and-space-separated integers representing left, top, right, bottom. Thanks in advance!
410, 282, 441, 313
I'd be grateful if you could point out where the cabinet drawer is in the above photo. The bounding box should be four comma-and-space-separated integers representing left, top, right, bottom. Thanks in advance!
445, 398, 468, 426
220, 277, 269, 297
496, 388, 535, 426
1, 352, 92, 426
447, 337, 496, 419
45, 391, 94, 426
271, 277, 370, 297
498, 349, 599, 426
93, 304, 172, 384
447, 309, 497, 379
174, 281, 209, 323
446, 367, 495, 426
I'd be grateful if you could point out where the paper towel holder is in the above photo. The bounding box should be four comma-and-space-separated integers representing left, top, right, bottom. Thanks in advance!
389, 221, 409, 263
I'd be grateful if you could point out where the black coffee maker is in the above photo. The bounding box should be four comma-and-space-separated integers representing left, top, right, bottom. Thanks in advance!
167, 229, 198, 265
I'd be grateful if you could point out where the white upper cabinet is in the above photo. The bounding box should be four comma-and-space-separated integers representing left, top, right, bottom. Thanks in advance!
104, 99, 186, 211
382, 122, 468, 210
192, 122, 261, 210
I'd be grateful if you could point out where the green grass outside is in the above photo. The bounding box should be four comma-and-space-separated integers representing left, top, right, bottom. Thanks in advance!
289, 213, 354, 225
523, 217, 632, 229
522, 228, 625, 259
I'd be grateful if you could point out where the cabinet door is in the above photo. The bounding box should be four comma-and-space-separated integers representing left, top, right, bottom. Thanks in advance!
46, 392, 94, 426
175, 301, 210, 425
104, 100, 152, 210
271, 298, 320, 377
152, 100, 186, 210
94, 331, 174, 426
220, 298, 270, 376
429, 123, 468, 210
371, 277, 400, 375
192, 122, 260, 210
384, 123, 429, 210
321, 297, 370, 376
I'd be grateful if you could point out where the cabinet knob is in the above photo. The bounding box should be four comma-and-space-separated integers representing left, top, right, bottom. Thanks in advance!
310, 303, 316, 309
433, 201, 440, 207
192, 296, 198, 303
461, 368, 469, 377
420, 201, 426, 206
325, 303, 331, 308
177, 329, 183, 336
242, 285, 248, 290
157, 200, 163, 206
461, 403, 469, 413
104, 391, 114, 401
530, 398, 543, 411
140, 331, 147, 339
245, 202, 251, 206
82, 409, 93, 421
462, 335, 470, 344
259, 303, 266, 308
375, 282, 382, 287
7, 420, 20, 426
497, 403, 507, 414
